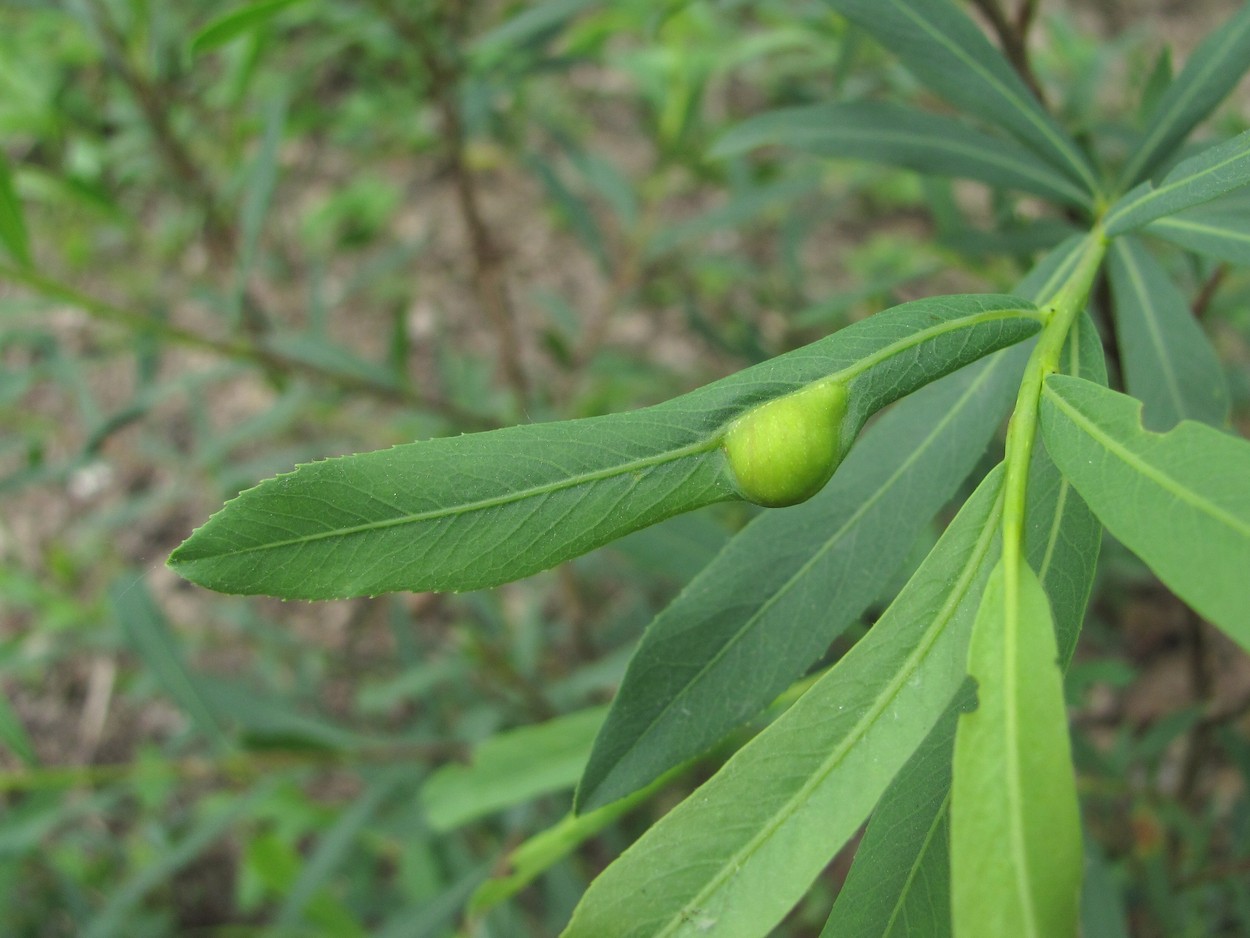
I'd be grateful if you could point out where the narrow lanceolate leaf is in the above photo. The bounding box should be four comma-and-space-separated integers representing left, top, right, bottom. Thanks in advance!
1040, 376, 1250, 648
0, 151, 31, 268
951, 557, 1082, 938
169, 295, 1038, 600
576, 349, 1028, 813
110, 578, 231, 750
711, 101, 1090, 207
1107, 237, 1229, 430
1118, 3, 1250, 187
820, 686, 971, 938
823, 0, 1099, 198
561, 468, 1006, 938
821, 315, 1104, 938
1147, 206, 1250, 266
1105, 130, 1250, 235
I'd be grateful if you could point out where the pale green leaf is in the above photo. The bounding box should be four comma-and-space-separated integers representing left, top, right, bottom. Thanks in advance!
1118, 4, 1250, 186
1040, 376, 1250, 647
169, 295, 1038, 599
824, 0, 1098, 197
1105, 130, 1250, 235
711, 102, 1090, 207
1107, 236, 1229, 429
561, 467, 1006, 938
951, 557, 1082, 938
422, 707, 607, 832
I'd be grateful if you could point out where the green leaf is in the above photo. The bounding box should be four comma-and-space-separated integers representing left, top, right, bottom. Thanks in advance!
110, 577, 231, 750
168, 295, 1039, 600
1147, 205, 1250, 266
950, 556, 1082, 938
820, 686, 970, 938
1107, 236, 1229, 429
1105, 130, 1250, 235
561, 466, 1006, 938
1040, 376, 1250, 646
0, 689, 36, 768
422, 707, 607, 832
191, 0, 307, 54
711, 102, 1090, 207
1118, 3, 1250, 187
822, 314, 1104, 937
0, 151, 31, 268
576, 347, 1028, 813
824, 0, 1098, 197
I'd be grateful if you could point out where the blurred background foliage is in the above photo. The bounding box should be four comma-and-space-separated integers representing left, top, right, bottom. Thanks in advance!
0, 0, 1248, 935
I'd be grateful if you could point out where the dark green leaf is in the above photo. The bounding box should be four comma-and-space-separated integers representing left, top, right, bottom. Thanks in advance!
576, 346, 1028, 812
562, 467, 1006, 938
1107, 236, 1229, 429
1118, 4, 1250, 186
1040, 376, 1250, 647
169, 295, 1039, 599
712, 102, 1090, 207
1105, 131, 1250, 234
824, 0, 1099, 197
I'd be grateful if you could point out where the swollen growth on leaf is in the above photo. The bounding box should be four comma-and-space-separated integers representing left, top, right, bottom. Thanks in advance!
722, 379, 849, 507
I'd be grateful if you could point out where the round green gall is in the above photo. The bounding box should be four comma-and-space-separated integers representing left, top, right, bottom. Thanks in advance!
723, 379, 849, 507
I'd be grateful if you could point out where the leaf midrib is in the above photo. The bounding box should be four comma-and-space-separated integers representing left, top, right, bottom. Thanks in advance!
1107, 137, 1250, 231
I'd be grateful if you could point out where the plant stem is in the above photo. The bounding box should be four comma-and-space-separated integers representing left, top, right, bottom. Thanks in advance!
1000, 230, 1108, 585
